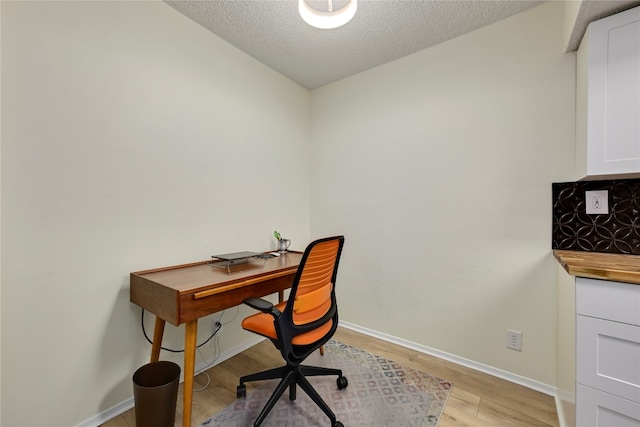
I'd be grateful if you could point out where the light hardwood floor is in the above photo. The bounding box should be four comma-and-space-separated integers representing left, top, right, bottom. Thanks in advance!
101, 327, 559, 427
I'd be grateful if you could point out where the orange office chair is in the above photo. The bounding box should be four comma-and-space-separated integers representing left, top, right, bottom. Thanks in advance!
237, 236, 347, 427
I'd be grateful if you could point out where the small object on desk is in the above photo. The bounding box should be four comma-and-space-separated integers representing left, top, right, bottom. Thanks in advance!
277, 238, 291, 253
269, 252, 280, 257
210, 251, 261, 273
211, 251, 260, 261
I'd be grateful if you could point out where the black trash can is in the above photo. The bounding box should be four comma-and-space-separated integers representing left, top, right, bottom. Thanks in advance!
132, 361, 181, 427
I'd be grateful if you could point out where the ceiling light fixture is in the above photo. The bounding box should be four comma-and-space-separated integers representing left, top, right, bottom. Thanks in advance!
298, 0, 357, 29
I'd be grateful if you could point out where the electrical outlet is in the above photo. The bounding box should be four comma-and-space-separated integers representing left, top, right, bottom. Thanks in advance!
585, 190, 609, 215
506, 329, 522, 351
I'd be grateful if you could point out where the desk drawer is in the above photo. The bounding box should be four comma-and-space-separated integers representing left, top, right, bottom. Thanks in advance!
577, 315, 640, 403
178, 274, 294, 323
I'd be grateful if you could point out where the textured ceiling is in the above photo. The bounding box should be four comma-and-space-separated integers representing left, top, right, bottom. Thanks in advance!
566, 0, 640, 51
166, 0, 640, 90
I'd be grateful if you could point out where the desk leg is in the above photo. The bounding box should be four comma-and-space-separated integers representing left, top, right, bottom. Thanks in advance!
183, 320, 197, 427
150, 317, 165, 363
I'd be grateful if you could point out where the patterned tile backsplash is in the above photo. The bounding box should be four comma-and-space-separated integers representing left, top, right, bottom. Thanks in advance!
552, 179, 640, 255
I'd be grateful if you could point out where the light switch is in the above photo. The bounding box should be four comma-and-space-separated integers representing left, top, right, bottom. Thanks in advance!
585, 190, 609, 215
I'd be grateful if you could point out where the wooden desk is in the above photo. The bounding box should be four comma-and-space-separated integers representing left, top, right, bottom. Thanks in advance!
130, 252, 303, 427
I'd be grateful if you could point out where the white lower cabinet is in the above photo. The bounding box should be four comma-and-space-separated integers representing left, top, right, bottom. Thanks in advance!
577, 315, 640, 402
577, 385, 640, 426
576, 278, 640, 426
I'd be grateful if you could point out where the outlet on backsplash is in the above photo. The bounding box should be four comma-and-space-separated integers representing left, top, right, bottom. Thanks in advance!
585, 190, 608, 215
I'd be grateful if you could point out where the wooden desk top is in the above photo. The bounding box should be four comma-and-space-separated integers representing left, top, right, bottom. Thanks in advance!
130, 252, 303, 325
554, 250, 640, 285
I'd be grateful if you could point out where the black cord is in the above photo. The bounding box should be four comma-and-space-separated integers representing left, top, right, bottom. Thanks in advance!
141, 308, 221, 353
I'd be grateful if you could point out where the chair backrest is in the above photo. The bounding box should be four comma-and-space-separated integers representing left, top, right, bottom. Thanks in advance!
276, 236, 344, 362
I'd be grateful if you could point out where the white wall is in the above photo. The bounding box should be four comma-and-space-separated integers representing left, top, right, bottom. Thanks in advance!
0, 1, 310, 426
310, 1, 576, 387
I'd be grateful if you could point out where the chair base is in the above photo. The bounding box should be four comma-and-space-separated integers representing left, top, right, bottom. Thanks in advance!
237, 364, 348, 427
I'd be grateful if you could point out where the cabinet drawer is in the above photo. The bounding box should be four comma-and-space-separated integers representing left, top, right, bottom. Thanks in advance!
577, 384, 640, 427
576, 278, 640, 326
577, 315, 640, 403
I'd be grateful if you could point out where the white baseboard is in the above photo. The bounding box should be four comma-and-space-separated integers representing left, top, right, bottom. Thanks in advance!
338, 320, 558, 397
76, 398, 135, 427
555, 389, 576, 427
75, 335, 264, 427
555, 395, 567, 427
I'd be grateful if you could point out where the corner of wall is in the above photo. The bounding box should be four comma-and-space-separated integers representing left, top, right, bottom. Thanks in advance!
563, 0, 584, 52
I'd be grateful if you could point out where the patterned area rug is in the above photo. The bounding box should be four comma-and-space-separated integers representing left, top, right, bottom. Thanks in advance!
199, 339, 452, 427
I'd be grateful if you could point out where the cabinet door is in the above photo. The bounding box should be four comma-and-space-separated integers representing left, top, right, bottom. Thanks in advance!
577, 384, 640, 427
578, 6, 640, 178
577, 315, 640, 403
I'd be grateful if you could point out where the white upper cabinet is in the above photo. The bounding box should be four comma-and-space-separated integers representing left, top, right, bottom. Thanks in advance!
576, 6, 640, 179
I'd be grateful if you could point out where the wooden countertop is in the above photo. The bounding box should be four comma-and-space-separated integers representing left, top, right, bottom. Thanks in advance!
554, 250, 640, 285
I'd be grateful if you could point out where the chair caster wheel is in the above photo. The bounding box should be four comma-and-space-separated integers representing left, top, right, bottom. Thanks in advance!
236, 384, 246, 398
337, 376, 348, 390
333, 422, 344, 427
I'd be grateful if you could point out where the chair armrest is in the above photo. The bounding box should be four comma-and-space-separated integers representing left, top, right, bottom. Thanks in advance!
243, 297, 281, 317
243, 297, 273, 311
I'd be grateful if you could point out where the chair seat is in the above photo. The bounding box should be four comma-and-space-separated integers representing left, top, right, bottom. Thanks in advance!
242, 301, 334, 345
